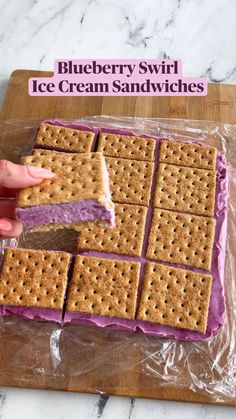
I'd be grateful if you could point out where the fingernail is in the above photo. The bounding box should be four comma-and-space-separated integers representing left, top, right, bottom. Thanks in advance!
27, 166, 55, 179
0, 220, 12, 231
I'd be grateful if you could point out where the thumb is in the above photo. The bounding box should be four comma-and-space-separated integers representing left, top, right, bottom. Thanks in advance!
0, 160, 55, 189
0, 218, 23, 237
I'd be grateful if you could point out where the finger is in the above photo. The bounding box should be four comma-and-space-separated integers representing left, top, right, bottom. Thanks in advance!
0, 160, 55, 189
0, 199, 16, 218
0, 218, 23, 238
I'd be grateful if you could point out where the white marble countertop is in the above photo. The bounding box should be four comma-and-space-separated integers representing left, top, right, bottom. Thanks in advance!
0, 0, 235, 418
0, 387, 235, 419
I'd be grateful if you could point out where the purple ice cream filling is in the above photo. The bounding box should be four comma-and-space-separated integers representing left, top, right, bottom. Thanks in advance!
64, 127, 228, 341
16, 199, 115, 228
0, 305, 62, 323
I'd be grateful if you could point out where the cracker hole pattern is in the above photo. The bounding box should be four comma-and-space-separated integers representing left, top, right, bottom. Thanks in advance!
15, 135, 218, 333
0, 248, 71, 310
18, 152, 106, 207
154, 162, 216, 217
146, 208, 215, 270
35, 123, 95, 153
78, 203, 147, 257
159, 140, 217, 170
137, 262, 212, 333
66, 255, 140, 320
105, 157, 154, 206
97, 133, 156, 161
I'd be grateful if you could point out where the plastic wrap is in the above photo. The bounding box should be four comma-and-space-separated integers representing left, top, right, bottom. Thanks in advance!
0, 116, 235, 403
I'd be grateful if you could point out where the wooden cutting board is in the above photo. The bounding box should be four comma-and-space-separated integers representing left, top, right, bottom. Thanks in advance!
0, 70, 235, 407
1, 70, 236, 123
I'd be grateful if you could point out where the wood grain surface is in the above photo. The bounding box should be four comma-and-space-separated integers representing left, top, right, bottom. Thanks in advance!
0, 70, 235, 407
1, 70, 236, 123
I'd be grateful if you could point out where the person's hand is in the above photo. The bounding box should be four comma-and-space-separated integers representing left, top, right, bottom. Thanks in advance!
0, 160, 55, 238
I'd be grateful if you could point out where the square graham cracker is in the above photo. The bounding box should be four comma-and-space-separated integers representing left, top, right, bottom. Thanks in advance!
105, 157, 154, 206
0, 248, 71, 309
137, 262, 212, 333
78, 203, 147, 257
35, 123, 95, 153
146, 209, 215, 270
97, 132, 156, 161
17, 152, 110, 207
66, 255, 140, 319
154, 163, 216, 216
159, 140, 217, 170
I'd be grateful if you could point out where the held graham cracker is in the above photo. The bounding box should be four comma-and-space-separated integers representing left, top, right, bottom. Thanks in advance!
16, 151, 115, 230
18, 152, 107, 205
35, 123, 95, 153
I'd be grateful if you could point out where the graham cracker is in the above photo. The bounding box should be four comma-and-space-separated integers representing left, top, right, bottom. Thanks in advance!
30, 220, 108, 233
137, 262, 212, 333
106, 157, 154, 206
78, 203, 147, 257
33, 149, 68, 158
97, 132, 156, 161
0, 248, 71, 309
17, 152, 111, 207
154, 163, 216, 216
66, 255, 140, 319
35, 123, 95, 153
29, 222, 80, 233
159, 140, 217, 170
146, 208, 215, 270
